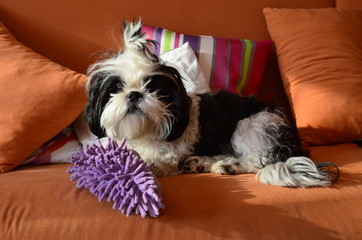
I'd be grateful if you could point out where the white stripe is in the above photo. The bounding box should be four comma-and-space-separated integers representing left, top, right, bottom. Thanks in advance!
50, 140, 81, 164
198, 36, 214, 84
170, 32, 176, 49
160, 29, 167, 54
179, 34, 184, 48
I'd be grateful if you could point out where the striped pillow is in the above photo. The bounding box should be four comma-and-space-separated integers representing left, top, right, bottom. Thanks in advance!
142, 25, 272, 96
22, 127, 81, 166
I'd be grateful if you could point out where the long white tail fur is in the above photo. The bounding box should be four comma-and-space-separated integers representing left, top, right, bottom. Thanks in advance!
256, 157, 332, 187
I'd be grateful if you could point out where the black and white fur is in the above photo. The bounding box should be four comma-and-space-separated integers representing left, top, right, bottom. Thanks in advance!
84, 20, 337, 187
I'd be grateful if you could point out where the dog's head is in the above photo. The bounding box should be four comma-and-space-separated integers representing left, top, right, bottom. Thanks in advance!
84, 20, 191, 142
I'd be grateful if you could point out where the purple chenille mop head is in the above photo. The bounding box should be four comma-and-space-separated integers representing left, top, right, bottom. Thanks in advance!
68, 138, 164, 218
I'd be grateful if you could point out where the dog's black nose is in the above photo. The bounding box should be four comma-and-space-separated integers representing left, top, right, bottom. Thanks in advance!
127, 91, 143, 101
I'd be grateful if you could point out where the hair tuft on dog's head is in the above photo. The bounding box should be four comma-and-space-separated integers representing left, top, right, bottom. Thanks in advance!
122, 19, 159, 62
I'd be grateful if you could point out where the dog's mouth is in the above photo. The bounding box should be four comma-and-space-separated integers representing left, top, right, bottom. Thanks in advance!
126, 91, 144, 115
127, 102, 143, 115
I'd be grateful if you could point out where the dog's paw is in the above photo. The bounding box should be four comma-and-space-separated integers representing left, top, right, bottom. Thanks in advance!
210, 159, 244, 175
180, 156, 212, 173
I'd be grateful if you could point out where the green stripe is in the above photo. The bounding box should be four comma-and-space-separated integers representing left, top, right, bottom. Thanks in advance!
162, 30, 173, 53
236, 39, 255, 93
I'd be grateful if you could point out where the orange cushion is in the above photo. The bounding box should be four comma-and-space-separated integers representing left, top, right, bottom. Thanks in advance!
0, 21, 87, 173
336, 0, 362, 9
1, 143, 362, 239
263, 8, 362, 146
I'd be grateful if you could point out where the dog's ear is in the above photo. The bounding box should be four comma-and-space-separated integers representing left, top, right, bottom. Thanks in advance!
160, 66, 191, 142
166, 94, 191, 142
84, 72, 123, 138
122, 19, 159, 62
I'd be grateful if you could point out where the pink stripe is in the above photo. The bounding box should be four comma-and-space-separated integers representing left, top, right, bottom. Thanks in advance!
141, 25, 158, 54
142, 25, 154, 40
211, 37, 229, 90
242, 40, 272, 96
228, 39, 243, 94
174, 32, 180, 48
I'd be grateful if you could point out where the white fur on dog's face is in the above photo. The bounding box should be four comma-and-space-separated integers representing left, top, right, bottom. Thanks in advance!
85, 20, 191, 143
98, 49, 170, 140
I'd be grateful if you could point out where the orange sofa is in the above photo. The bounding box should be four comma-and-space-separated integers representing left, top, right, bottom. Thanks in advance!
1, 0, 361, 239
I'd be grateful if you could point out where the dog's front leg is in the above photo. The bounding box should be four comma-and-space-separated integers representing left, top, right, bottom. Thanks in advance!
179, 156, 214, 173
180, 155, 247, 175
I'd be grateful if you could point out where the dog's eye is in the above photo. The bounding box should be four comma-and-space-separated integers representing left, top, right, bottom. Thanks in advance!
116, 82, 124, 91
103, 75, 124, 93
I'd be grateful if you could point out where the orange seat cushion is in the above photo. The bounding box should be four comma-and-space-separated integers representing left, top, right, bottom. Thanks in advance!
1, 143, 361, 239
0, 21, 87, 173
264, 8, 362, 146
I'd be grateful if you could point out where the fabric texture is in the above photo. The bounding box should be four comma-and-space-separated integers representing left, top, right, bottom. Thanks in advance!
22, 128, 81, 166
264, 8, 362, 146
0, 21, 87, 173
142, 25, 272, 96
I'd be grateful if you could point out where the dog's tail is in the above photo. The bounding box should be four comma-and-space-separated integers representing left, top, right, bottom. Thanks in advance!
255, 157, 339, 187
232, 110, 339, 188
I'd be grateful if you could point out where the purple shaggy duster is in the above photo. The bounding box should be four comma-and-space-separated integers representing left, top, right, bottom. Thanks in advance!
68, 138, 164, 218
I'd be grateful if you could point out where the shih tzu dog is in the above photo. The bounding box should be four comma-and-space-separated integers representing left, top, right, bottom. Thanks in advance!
84, 20, 338, 187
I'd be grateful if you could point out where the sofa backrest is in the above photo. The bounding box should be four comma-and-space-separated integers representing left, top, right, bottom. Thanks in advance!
0, 0, 337, 117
